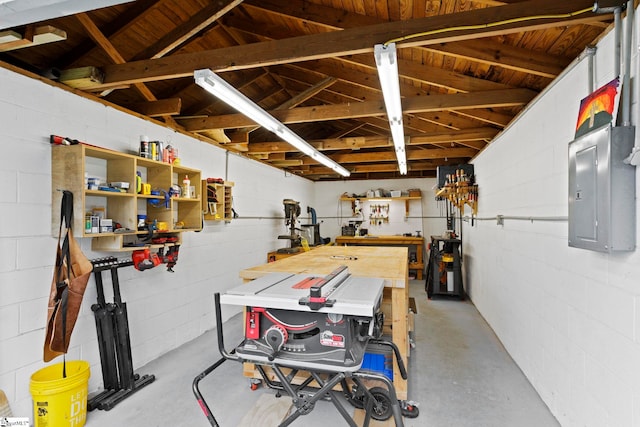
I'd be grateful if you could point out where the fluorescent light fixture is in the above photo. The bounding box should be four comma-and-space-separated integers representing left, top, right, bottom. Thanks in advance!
374, 43, 407, 175
194, 69, 350, 177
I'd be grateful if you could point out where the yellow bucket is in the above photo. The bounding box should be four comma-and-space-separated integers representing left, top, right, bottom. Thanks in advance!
30, 361, 90, 427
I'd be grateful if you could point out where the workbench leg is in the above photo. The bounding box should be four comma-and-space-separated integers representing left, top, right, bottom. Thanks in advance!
391, 287, 409, 400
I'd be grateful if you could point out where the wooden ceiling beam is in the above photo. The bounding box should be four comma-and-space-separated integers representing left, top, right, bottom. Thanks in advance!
125, 98, 182, 117
75, 12, 180, 126
303, 69, 516, 128
131, 0, 243, 60
226, 17, 513, 94
328, 123, 368, 139
301, 147, 477, 165
297, 158, 469, 176
431, 39, 569, 78
400, 113, 478, 133
181, 88, 534, 131
277, 76, 337, 110
452, 108, 514, 127
247, 127, 496, 153
242, 0, 573, 78
408, 127, 499, 145
225, 20, 517, 129
470, 1, 527, 5
307, 89, 488, 133
60, 0, 161, 68
76, 13, 156, 103
78, 0, 612, 89
230, 75, 338, 137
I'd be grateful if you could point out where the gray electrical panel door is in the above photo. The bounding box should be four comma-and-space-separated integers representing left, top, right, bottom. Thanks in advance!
568, 124, 636, 252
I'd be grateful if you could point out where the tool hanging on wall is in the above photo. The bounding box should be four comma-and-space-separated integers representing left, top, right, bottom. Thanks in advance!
131, 245, 181, 272
158, 245, 180, 272
50, 134, 81, 145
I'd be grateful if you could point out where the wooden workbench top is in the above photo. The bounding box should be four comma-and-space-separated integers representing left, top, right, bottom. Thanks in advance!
240, 245, 408, 287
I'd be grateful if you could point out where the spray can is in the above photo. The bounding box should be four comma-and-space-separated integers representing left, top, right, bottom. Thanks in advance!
139, 135, 149, 158
156, 141, 163, 162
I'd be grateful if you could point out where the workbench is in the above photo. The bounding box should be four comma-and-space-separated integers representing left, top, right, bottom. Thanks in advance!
335, 235, 424, 280
239, 245, 410, 400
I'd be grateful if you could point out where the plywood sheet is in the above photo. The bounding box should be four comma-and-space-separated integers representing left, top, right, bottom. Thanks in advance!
240, 246, 408, 288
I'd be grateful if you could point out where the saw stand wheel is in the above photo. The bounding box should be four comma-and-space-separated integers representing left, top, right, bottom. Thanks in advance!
249, 379, 262, 391
343, 379, 419, 420
400, 400, 420, 418
366, 387, 394, 421
343, 380, 392, 421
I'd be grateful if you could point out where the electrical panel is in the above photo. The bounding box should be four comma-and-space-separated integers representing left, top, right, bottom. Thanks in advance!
568, 124, 636, 252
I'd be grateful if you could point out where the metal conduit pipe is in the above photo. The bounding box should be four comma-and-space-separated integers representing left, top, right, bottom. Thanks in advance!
586, 45, 597, 93
468, 215, 568, 223
615, 6, 622, 78
225, 150, 229, 181
593, 2, 623, 78
622, 0, 634, 126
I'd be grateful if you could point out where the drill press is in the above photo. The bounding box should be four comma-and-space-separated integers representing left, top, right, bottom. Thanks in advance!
277, 199, 302, 253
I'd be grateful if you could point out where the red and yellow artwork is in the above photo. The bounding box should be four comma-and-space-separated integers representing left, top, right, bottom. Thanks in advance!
575, 77, 619, 138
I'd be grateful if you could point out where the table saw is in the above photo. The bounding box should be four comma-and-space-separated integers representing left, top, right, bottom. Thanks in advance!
193, 266, 409, 426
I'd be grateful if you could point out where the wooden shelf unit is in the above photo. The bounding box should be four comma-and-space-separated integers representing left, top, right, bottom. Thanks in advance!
340, 195, 421, 217
201, 180, 234, 221
51, 143, 202, 251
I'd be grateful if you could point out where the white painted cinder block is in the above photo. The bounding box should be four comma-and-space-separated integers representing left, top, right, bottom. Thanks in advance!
0, 305, 19, 341
0, 238, 17, 272
0, 170, 17, 203
16, 237, 56, 269
463, 10, 640, 427
18, 297, 47, 334
0, 266, 51, 305
0, 330, 42, 375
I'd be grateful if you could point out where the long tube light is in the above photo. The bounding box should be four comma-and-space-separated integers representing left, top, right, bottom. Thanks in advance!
374, 43, 407, 175
194, 69, 350, 177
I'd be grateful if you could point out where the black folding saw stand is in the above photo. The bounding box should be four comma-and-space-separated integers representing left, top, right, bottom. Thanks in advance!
88, 256, 155, 411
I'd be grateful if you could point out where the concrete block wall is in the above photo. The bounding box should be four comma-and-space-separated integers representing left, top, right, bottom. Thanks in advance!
0, 65, 314, 419
463, 11, 640, 427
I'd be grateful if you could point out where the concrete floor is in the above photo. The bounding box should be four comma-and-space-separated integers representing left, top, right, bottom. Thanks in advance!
84, 281, 559, 427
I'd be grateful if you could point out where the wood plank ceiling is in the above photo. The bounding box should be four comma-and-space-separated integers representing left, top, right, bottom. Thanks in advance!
0, 0, 623, 181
